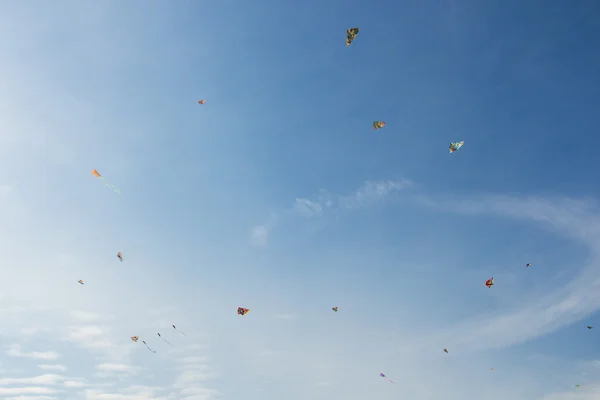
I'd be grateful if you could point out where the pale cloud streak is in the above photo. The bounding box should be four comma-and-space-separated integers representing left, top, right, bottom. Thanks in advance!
416, 195, 600, 352
250, 179, 412, 244
38, 364, 67, 372
6, 344, 60, 360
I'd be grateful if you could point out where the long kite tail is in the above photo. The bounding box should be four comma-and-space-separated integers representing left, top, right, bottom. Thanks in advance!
174, 329, 186, 336
157, 333, 172, 346
384, 377, 395, 384
105, 183, 121, 195
142, 341, 156, 353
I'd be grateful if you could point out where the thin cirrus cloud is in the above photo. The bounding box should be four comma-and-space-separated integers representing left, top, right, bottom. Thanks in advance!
413, 194, 600, 353
6, 344, 60, 360
250, 179, 413, 245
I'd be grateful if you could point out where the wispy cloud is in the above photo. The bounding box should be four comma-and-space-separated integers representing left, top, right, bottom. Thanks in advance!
38, 365, 67, 372
416, 195, 600, 352
250, 179, 412, 244
6, 344, 60, 360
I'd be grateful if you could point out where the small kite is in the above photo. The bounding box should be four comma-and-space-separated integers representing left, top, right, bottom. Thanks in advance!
485, 278, 494, 288
443, 348, 448, 353
117, 252, 123, 262
346, 28, 359, 46
172, 325, 186, 336
91, 169, 121, 195
157, 333, 172, 346
332, 307, 338, 312
587, 326, 593, 329
490, 368, 494, 371
449, 141, 464, 153
131, 336, 139, 343
576, 385, 581, 388
142, 340, 156, 353
526, 263, 532, 268
198, 100, 206, 105
78, 280, 84, 285
373, 121, 386, 130
237, 307, 250, 316
379, 373, 395, 384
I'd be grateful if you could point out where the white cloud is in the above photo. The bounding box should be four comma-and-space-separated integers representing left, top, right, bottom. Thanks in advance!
0, 374, 64, 385
38, 364, 67, 372
0, 388, 60, 395
6, 344, 60, 360
96, 364, 135, 373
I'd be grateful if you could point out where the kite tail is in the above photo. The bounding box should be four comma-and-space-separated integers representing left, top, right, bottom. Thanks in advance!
143, 342, 156, 353
105, 183, 121, 195
161, 337, 172, 346
175, 329, 186, 336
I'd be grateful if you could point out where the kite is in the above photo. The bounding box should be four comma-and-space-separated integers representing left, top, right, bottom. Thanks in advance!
526, 263, 532, 267
576, 385, 581, 388
117, 252, 123, 262
91, 169, 121, 195
490, 368, 494, 371
373, 121, 386, 130
157, 333, 172, 346
172, 325, 186, 336
198, 100, 206, 104
449, 141, 464, 153
485, 278, 494, 288
379, 373, 395, 384
443, 348, 448, 353
237, 307, 250, 316
78, 280, 84, 285
142, 340, 156, 353
346, 28, 359, 46
131, 336, 139, 342
587, 326, 593, 329
332, 307, 338, 312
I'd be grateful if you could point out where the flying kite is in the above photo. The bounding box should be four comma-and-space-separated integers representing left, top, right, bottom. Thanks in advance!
78, 280, 84, 285
485, 278, 494, 288
490, 368, 494, 371
379, 373, 395, 384
131, 336, 139, 343
332, 307, 338, 312
526, 263, 532, 268
373, 121, 386, 130
142, 340, 156, 353
449, 141, 464, 153
198, 100, 206, 104
443, 348, 448, 353
346, 28, 359, 46
237, 307, 250, 316
91, 169, 121, 195
172, 325, 185, 336
587, 326, 593, 330
157, 333, 172, 346
117, 252, 123, 262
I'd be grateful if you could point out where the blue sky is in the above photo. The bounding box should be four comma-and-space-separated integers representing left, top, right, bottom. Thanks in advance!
0, 0, 599, 399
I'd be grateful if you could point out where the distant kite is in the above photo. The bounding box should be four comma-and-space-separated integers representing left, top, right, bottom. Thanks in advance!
443, 348, 448, 353
526, 263, 532, 268
379, 373, 395, 384
587, 326, 593, 330
238, 307, 250, 316
172, 325, 186, 336
142, 340, 156, 353
131, 336, 139, 343
78, 280, 84, 285
198, 100, 206, 104
157, 333, 172, 346
117, 252, 123, 262
373, 121, 386, 130
91, 169, 121, 195
346, 28, 359, 46
332, 307, 338, 312
485, 278, 494, 288
449, 141, 464, 153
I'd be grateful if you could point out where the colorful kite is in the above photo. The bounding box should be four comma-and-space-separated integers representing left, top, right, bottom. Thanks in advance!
131, 336, 139, 343
346, 28, 359, 46
379, 373, 395, 384
117, 252, 123, 262
198, 100, 206, 104
172, 325, 186, 336
237, 307, 250, 316
485, 278, 494, 288
91, 169, 121, 195
78, 280, 84, 285
142, 340, 156, 353
449, 141, 464, 153
332, 307, 338, 312
443, 348, 448, 353
373, 121, 386, 130
157, 333, 172, 346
